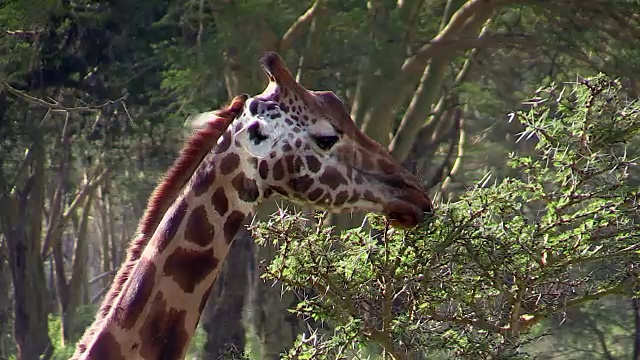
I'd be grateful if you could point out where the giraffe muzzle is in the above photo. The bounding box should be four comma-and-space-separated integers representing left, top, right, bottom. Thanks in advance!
383, 186, 433, 228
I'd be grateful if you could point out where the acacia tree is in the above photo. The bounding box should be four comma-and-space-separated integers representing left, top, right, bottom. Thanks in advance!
158, 0, 640, 357
255, 76, 640, 359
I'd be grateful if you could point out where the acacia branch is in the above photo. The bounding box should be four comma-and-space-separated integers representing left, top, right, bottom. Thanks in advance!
3, 30, 41, 41
440, 112, 465, 192
412, 33, 528, 73
278, 0, 323, 52
88, 270, 116, 285
41, 166, 108, 257
401, 0, 509, 74
2, 81, 128, 112
365, 328, 404, 360
62, 167, 108, 220
426, 310, 504, 334
500, 282, 629, 336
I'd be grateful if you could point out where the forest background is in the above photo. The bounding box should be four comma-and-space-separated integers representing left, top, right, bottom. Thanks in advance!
2, 0, 640, 359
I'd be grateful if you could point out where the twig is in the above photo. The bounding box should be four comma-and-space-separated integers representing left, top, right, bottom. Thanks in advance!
440, 111, 465, 191
91, 286, 110, 304
1, 81, 128, 112
2, 30, 41, 40
89, 270, 116, 285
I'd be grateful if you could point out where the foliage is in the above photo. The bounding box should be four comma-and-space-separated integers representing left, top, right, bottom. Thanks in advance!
526, 295, 634, 359
253, 75, 640, 359
48, 305, 96, 359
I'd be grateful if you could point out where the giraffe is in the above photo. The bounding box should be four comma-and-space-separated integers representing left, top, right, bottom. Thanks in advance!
72, 52, 432, 360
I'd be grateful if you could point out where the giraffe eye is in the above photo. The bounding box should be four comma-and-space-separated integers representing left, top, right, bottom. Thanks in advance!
313, 135, 339, 151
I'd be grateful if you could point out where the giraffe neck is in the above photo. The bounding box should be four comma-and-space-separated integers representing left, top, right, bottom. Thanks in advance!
81, 130, 262, 359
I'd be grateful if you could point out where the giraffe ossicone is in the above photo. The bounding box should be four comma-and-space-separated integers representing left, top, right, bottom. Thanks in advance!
73, 52, 432, 360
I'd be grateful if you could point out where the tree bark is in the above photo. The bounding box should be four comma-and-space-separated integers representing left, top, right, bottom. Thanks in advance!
61, 186, 95, 343
97, 176, 112, 289
201, 227, 253, 358
389, 0, 494, 162
633, 297, 640, 360
3, 135, 52, 360
0, 252, 13, 359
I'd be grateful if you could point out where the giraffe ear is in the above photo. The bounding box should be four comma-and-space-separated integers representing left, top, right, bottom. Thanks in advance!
236, 120, 280, 158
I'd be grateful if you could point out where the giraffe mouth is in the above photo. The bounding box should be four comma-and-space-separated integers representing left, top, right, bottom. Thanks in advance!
364, 171, 433, 228
384, 198, 432, 228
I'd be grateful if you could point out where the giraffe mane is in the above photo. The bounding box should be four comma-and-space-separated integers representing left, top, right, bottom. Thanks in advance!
75, 94, 247, 354
138, 94, 247, 240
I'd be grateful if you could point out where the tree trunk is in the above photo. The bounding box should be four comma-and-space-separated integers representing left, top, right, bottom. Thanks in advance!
62, 186, 95, 343
97, 176, 113, 289
6, 223, 51, 360
0, 253, 13, 359
252, 273, 303, 360
633, 297, 640, 360
201, 227, 253, 358
249, 203, 305, 360
3, 135, 52, 359
52, 223, 70, 346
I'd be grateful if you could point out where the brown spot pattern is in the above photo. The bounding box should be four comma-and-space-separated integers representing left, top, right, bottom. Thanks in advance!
364, 190, 379, 202
306, 156, 322, 173
289, 175, 313, 193
334, 190, 349, 206
215, 131, 232, 154
224, 211, 245, 244
307, 188, 324, 202
232, 173, 260, 202
88, 332, 125, 360
318, 193, 333, 205
259, 160, 269, 179
185, 205, 215, 247
219, 153, 240, 175
115, 260, 157, 330
272, 159, 285, 181
139, 293, 189, 360
270, 185, 288, 196
211, 187, 228, 216
192, 166, 216, 197
348, 191, 360, 203
319, 166, 347, 190
163, 248, 219, 293
158, 199, 189, 253
285, 155, 295, 173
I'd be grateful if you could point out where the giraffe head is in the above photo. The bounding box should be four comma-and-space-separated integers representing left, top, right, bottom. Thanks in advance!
228, 52, 432, 227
